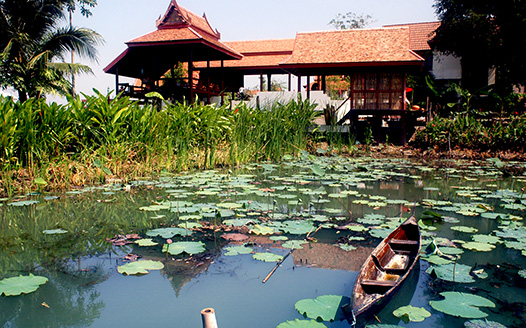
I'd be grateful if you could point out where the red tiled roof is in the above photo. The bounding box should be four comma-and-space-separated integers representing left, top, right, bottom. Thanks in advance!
383, 22, 441, 51
281, 28, 423, 67
156, 0, 219, 39
224, 39, 295, 54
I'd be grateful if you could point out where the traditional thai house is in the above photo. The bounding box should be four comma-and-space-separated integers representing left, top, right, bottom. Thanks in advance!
105, 0, 432, 143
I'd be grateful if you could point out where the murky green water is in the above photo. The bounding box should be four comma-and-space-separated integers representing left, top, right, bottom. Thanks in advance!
1, 156, 525, 327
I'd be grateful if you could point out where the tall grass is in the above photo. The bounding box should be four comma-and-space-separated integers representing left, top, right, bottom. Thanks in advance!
0, 92, 318, 196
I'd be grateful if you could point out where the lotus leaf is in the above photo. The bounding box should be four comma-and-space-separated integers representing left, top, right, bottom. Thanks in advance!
440, 247, 464, 255
280, 221, 315, 235
311, 164, 326, 177
250, 224, 277, 235
135, 238, 158, 247
462, 242, 496, 252
282, 240, 308, 249
368, 228, 391, 239
217, 202, 243, 209
224, 245, 253, 256
338, 244, 356, 251
276, 319, 327, 328
177, 222, 202, 229
0, 274, 48, 296
365, 325, 403, 328
146, 227, 192, 238
429, 292, 495, 318
163, 241, 205, 255
392, 305, 431, 323
223, 218, 257, 227
426, 263, 475, 283
270, 236, 288, 241
464, 319, 508, 328
518, 269, 526, 278
471, 234, 501, 244
117, 260, 164, 275
252, 252, 283, 262
42, 229, 68, 234
346, 224, 369, 232
451, 226, 479, 233
295, 295, 349, 322
7, 200, 39, 206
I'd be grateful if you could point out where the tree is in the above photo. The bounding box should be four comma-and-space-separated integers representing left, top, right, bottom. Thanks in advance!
0, 0, 103, 101
329, 12, 374, 30
432, 0, 526, 92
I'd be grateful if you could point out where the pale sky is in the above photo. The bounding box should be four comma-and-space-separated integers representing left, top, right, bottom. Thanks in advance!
60, 0, 438, 98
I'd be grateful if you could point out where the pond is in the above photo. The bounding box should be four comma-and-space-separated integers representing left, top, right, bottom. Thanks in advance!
1, 155, 525, 328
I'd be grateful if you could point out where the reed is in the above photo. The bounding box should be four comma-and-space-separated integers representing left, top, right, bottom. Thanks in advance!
0, 92, 319, 196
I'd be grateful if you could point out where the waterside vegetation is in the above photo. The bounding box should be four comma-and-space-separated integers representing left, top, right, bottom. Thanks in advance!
0, 92, 318, 197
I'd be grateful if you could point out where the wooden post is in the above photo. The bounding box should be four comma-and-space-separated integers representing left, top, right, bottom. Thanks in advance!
189, 50, 194, 104
288, 74, 291, 91
297, 74, 302, 97
306, 75, 311, 99
267, 73, 272, 91
201, 308, 218, 328
207, 60, 211, 104
115, 67, 119, 96
322, 75, 326, 93
260, 71, 264, 91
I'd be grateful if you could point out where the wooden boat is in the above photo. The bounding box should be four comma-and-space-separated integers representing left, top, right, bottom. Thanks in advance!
343, 215, 421, 325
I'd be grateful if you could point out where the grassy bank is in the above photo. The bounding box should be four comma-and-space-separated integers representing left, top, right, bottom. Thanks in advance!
0, 92, 318, 197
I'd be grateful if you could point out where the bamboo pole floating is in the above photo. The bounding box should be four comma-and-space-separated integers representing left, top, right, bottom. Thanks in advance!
262, 248, 294, 283
201, 308, 219, 328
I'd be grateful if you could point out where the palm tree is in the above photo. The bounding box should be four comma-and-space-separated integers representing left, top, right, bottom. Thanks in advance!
0, 0, 103, 101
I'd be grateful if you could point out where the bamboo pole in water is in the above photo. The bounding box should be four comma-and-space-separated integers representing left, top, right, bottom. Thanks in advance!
201, 308, 219, 328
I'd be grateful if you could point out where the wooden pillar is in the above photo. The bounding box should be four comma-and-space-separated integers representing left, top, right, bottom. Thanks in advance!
322, 75, 326, 93
297, 74, 302, 96
207, 60, 211, 104
288, 74, 291, 91
221, 60, 224, 106
267, 73, 272, 91
189, 50, 194, 104
306, 75, 311, 99
260, 71, 264, 91
115, 67, 119, 95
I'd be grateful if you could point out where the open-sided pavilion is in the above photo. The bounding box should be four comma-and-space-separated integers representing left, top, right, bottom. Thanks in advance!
105, 0, 429, 143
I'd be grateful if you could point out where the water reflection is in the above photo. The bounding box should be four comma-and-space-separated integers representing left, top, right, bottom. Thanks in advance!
0, 157, 524, 327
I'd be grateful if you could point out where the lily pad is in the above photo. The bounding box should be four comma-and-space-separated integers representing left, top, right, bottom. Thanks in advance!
162, 241, 206, 255
426, 263, 475, 283
146, 227, 192, 239
282, 240, 308, 249
464, 319, 507, 328
0, 274, 48, 296
295, 295, 349, 322
276, 319, 327, 328
429, 292, 495, 318
42, 229, 68, 235
252, 252, 283, 262
451, 226, 479, 234
224, 245, 253, 256
392, 305, 431, 323
135, 238, 159, 247
338, 244, 357, 251
117, 260, 164, 275
250, 224, 277, 235
462, 242, 496, 252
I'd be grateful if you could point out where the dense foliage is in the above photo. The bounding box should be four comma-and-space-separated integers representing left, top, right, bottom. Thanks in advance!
412, 113, 526, 151
0, 0, 102, 101
432, 0, 526, 91
0, 93, 318, 194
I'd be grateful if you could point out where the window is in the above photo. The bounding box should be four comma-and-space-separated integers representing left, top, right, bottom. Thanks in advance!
350, 72, 405, 110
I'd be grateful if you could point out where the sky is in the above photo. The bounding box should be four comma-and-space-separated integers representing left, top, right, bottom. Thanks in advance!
2, 0, 439, 99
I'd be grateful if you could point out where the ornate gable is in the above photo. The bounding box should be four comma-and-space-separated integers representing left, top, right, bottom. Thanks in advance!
156, 0, 220, 39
